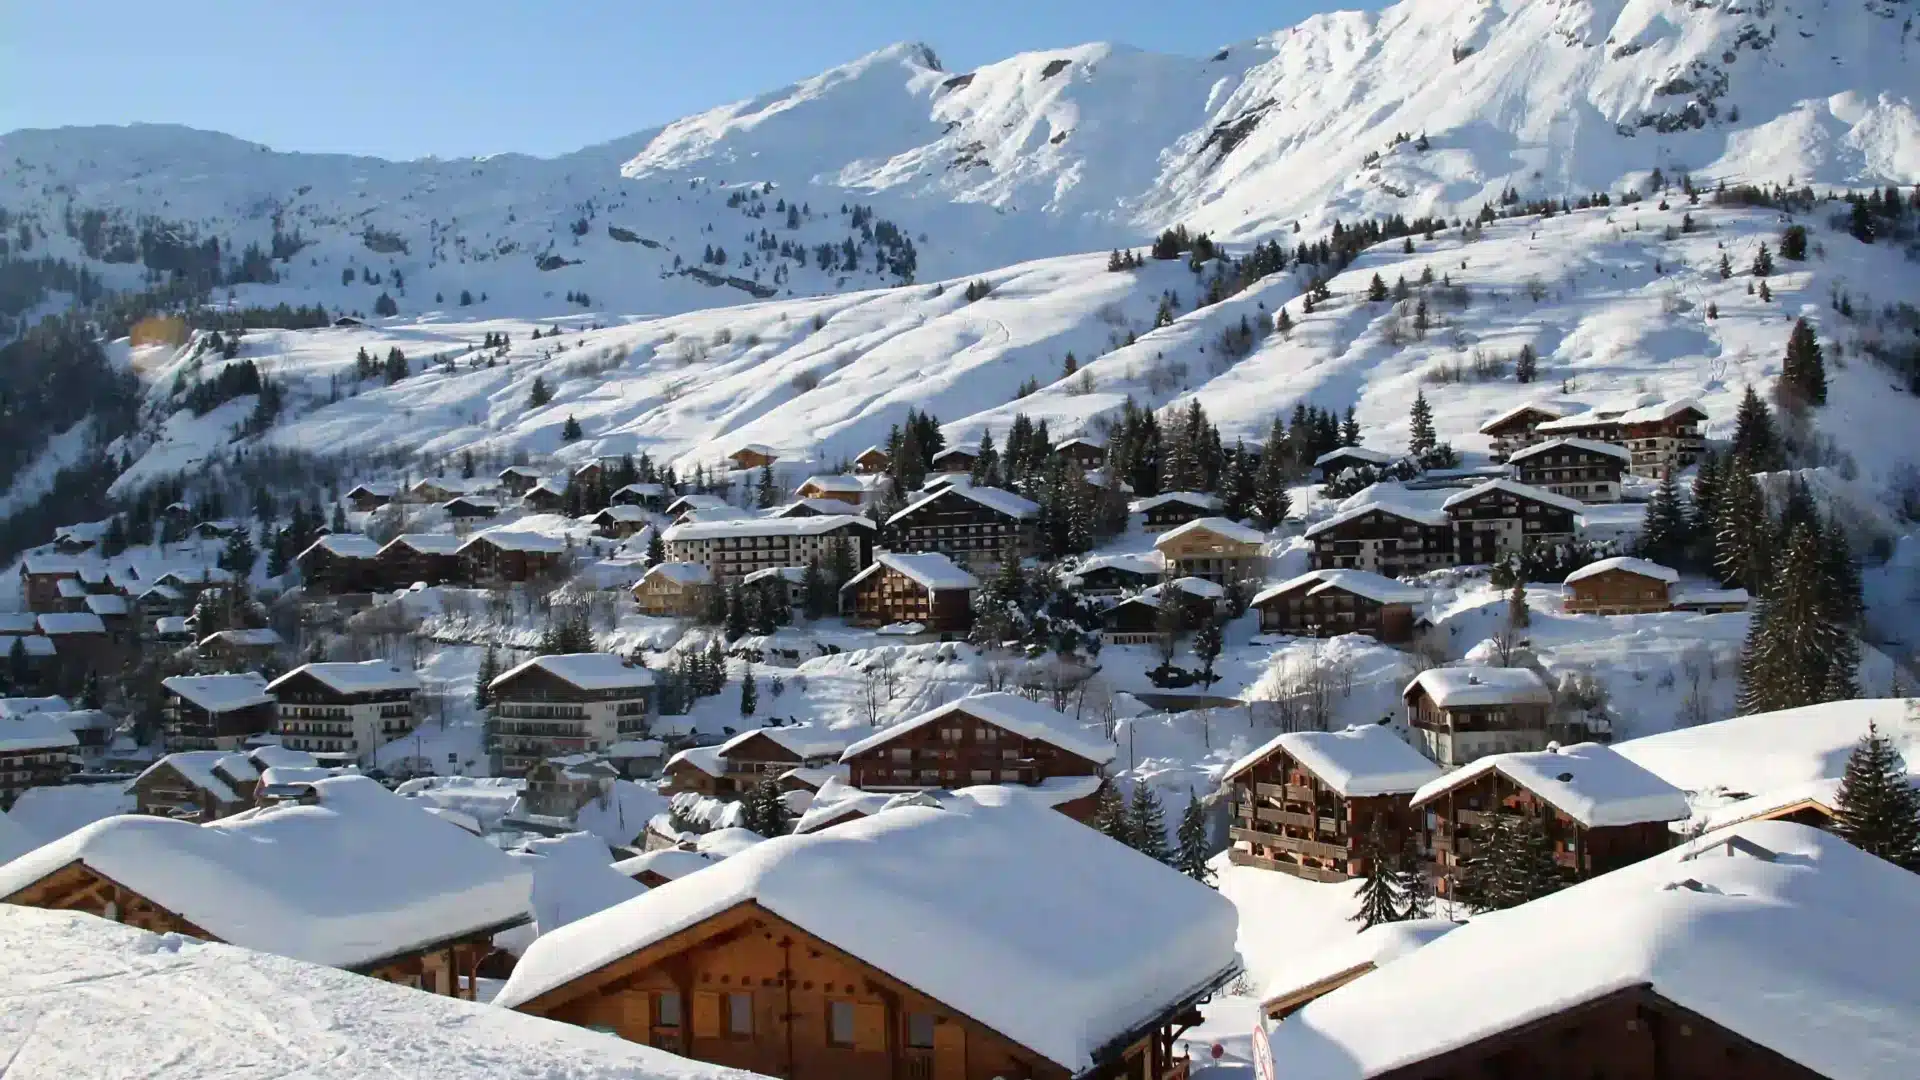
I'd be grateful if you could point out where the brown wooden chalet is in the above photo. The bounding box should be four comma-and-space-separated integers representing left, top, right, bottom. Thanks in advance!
1476, 402, 1568, 462
838, 693, 1112, 819
928, 445, 977, 474
884, 485, 1039, 568
0, 713, 78, 809
611, 482, 670, 510
1250, 569, 1424, 643
498, 465, 546, 496
1066, 554, 1162, 599
1402, 667, 1554, 767
1154, 517, 1265, 586
728, 444, 778, 470
635, 561, 717, 617
840, 552, 977, 634
345, 483, 398, 512
1508, 437, 1630, 503
442, 495, 502, 523
18, 556, 102, 614
1130, 491, 1223, 530
460, 531, 568, 584
665, 724, 851, 799
853, 446, 891, 475
520, 481, 569, 514
592, 504, 651, 538
1441, 478, 1581, 564
1411, 742, 1689, 895
795, 474, 866, 506
1305, 502, 1454, 577
497, 796, 1238, 1080
161, 672, 276, 752
1224, 725, 1442, 882
1312, 446, 1394, 481
1618, 399, 1708, 479
1053, 436, 1107, 470
377, 533, 467, 588
297, 533, 384, 593
130, 750, 260, 821
1563, 557, 1680, 615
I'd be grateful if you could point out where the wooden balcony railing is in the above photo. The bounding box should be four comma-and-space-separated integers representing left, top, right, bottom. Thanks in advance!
1162, 1057, 1191, 1080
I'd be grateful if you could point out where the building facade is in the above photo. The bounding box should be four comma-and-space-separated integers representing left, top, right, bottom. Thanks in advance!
1509, 438, 1630, 503
161, 673, 277, 752
1402, 668, 1555, 767
1441, 479, 1581, 565
839, 553, 977, 633
1477, 403, 1569, 463
664, 515, 874, 586
1154, 517, 1265, 586
268, 662, 420, 761
1306, 504, 1455, 577
884, 486, 1039, 569
1250, 570, 1423, 643
488, 654, 655, 777
839, 694, 1110, 819
1563, 557, 1680, 615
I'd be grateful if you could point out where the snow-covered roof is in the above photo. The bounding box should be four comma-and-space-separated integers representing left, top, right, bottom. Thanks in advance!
1612, 698, 1920, 801
384, 532, 467, 555
1403, 666, 1552, 709
499, 465, 545, 479
1535, 409, 1624, 433
249, 744, 318, 771
1507, 436, 1632, 464
792, 776, 894, 834
1261, 822, 1920, 1080
1143, 576, 1228, 603
0, 713, 81, 754
664, 745, 727, 778
593, 504, 650, 523
0, 776, 531, 970
35, 612, 105, 636
1410, 742, 1690, 827
492, 653, 655, 693
1223, 725, 1441, 796
0, 905, 752, 1080
1476, 401, 1569, 433
1564, 556, 1681, 586
841, 692, 1116, 766
1440, 477, 1586, 516
1614, 397, 1708, 426
299, 533, 383, 560
0, 695, 71, 717
796, 474, 865, 493
0, 809, 34, 866
83, 593, 129, 616
742, 565, 807, 586
56, 577, 87, 599
843, 551, 978, 594
0, 614, 35, 635
731, 442, 776, 457
1672, 587, 1752, 607
154, 615, 191, 636
268, 661, 420, 696
161, 672, 273, 714
664, 513, 873, 541
137, 751, 260, 803
1069, 553, 1163, 579
1304, 501, 1450, 538
1155, 516, 1266, 548
345, 481, 398, 497
696, 827, 766, 859
1054, 435, 1106, 450
615, 482, 667, 497
644, 561, 714, 587
665, 493, 729, 513
1128, 490, 1223, 513
497, 790, 1240, 1072
441, 495, 501, 513
1259, 918, 1459, 1014
719, 723, 848, 762
1313, 446, 1393, 467
612, 848, 718, 883
888, 483, 1040, 525
0, 634, 56, 658
499, 833, 647, 955
465, 530, 569, 553
198, 627, 282, 649
1252, 569, 1426, 609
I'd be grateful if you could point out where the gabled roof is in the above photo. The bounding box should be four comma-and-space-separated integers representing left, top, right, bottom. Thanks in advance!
1129, 490, 1223, 513
492, 653, 655, 693
1313, 446, 1393, 468
1304, 501, 1451, 538
496, 789, 1239, 1074
1440, 478, 1586, 516
664, 514, 874, 541
1507, 437, 1632, 464
771, 498, 857, 517
1410, 742, 1690, 827
1616, 397, 1707, 425
1535, 409, 1625, 433
1223, 724, 1442, 796
663, 744, 727, 778
382, 533, 466, 556
592, 504, 650, 523
35, 612, 106, 636
854, 445, 890, 461
742, 565, 808, 586
1155, 516, 1266, 548
643, 561, 713, 587
730, 442, 776, 457
719, 723, 848, 762
161, 672, 273, 714
1259, 918, 1459, 1016
842, 551, 978, 594
1564, 556, 1680, 586
1144, 576, 1228, 602
613, 482, 667, 497
888, 484, 1039, 525
841, 692, 1115, 766
198, 628, 282, 649
0, 695, 72, 718
1068, 553, 1163, 580
0, 776, 531, 971
462, 530, 568, 554
440, 495, 501, 513
499, 465, 545, 480
611, 848, 718, 883
795, 474, 865, 494
1612, 698, 1920, 803
1261, 822, 1920, 1080
0, 713, 81, 754
83, 594, 129, 617
665, 493, 729, 514
1054, 435, 1107, 450
1477, 401, 1570, 433
344, 481, 398, 497
1403, 666, 1552, 709
928, 446, 976, 464
268, 661, 420, 697
136, 750, 259, 803
1251, 569, 1426, 609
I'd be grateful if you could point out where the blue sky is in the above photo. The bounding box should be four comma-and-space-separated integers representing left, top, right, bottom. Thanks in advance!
0, 0, 1372, 159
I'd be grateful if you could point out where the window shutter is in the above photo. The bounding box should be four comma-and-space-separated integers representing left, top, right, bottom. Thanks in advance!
854, 1003, 887, 1053
692, 991, 721, 1038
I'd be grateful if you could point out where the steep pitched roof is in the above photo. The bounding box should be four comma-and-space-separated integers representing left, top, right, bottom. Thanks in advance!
1409, 742, 1691, 827
1508, 437, 1632, 464
1223, 725, 1442, 797
1440, 478, 1586, 516
267, 661, 420, 696
888, 484, 1039, 525
1564, 556, 1681, 586
1477, 401, 1570, 433
491, 653, 655, 693
1403, 666, 1552, 709
841, 692, 1115, 766
161, 672, 273, 714
843, 551, 978, 594
1251, 569, 1426, 609
1156, 516, 1266, 547
1304, 501, 1451, 538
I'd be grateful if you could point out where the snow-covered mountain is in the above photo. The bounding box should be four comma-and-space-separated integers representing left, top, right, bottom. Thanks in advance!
5, 0, 1916, 322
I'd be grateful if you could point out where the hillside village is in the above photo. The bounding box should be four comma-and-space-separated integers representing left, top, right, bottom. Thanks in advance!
8, 0, 1920, 1076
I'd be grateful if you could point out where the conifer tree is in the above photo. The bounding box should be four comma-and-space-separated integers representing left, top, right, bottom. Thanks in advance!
1737, 522, 1855, 714
724, 583, 749, 641
1449, 811, 1511, 913
527, 376, 552, 409
1341, 406, 1361, 447
475, 645, 499, 707
1350, 817, 1406, 929
1514, 343, 1537, 384
801, 555, 831, 619
1718, 252, 1732, 280
1173, 793, 1215, 885
1780, 224, 1808, 261
1408, 389, 1437, 458
756, 462, 778, 509
1714, 464, 1771, 594
1091, 783, 1130, 845
1730, 386, 1784, 471
1398, 836, 1434, 919
1637, 470, 1691, 567
1751, 242, 1774, 278
561, 414, 583, 442
1508, 579, 1530, 629
645, 530, 666, 567
1253, 416, 1293, 530
1126, 782, 1171, 863
1367, 273, 1389, 302
1274, 306, 1293, 336
1780, 318, 1828, 406
740, 665, 757, 716
1830, 720, 1920, 870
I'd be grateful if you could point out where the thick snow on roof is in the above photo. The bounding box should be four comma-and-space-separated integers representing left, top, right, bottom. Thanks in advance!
720, 723, 848, 761
1507, 436, 1632, 464
1156, 516, 1266, 547
0, 809, 34, 866
1614, 397, 1707, 425
493, 652, 655, 692
139, 751, 259, 803
1672, 587, 1752, 607
465, 529, 569, 553
1304, 500, 1450, 538
1564, 556, 1681, 586
199, 627, 283, 648
0, 695, 72, 717
1476, 401, 1569, 433
594, 504, 651, 523
1069, 552, 1163, 578
300, 533, 383, 560
696, 827, 765, 858
742, 565, 807, 586
269, 660, 420, 696
851, 551, 978, 592
1149, 575, 1228, 601
36, 611, 106, 635
1313, 446, 1393, 467
161, 671, 273, 713
1252, 569, 1426, 609
890, 483, 1040, 526
0, 906, 761, 1080
665, 513, 872, 540
1612, 698, 1920, 800
841, 691, 1116, 765
386, 532, 467, 555
0, 634, 56, 657
665, 744, 727, 777
395, 776, 526, 832
0, 776, 531, 970
498, 793, 1240, 1072
792, 776, 895, 834
499, 833, 648, 955
645, 560, 714, 586
1262, 822, 1920, 1080
1225, 725, 1442, 797
797, 473, 865, 493
1259, 918, 1458, 1011
83, 593, 130, 616
613, 848, 719, 883
1411, 743, 1690, 827
1403, 666, 1551, 708
4, 783, 130, 844
1440, 477, 1586, 516
0, 712, 80, 753
1535, 408, 1624, 432
1129, 490, 1223, 513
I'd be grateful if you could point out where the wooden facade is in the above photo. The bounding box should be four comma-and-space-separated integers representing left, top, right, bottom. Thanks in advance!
461, 535, 567, 584
1134, 494, 1221, 530
0, 736, 75, 810
498, 467, 545, 496
1226, 753, 1418, 884
841, 560, 975, 633
1053, 438, 1107, 470
854, 447, 892, 475
885, 487, 1038, 569
842, 703, 1105, 813
1403, 676, 1552, 768
1307, 506, 1454, 577
487, 658, 653, 777
796, 477, 865, 505
1565, 567, 1675, 615
729, 446, 779, 470
510, 899, 1198, 1080
1478, 405, 1566, 463
1442, 482, 1578, 565
1250, 579, 1416, 643
634, 564, 716, 618
377, 535, 467, 588
1154, 519, 1264, 587
1510, 439, 1628, 503
163, 687, 275, 752
1414, 770, 1673, 896
130, 756, 257, 821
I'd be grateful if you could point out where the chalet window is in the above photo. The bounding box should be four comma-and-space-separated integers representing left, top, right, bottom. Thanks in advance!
727, 992, 753, 1037
828, 1001, 856, 1048
939, 726, 963, 744
970, 770, 993, 784
907, 1013, 937, 1049
656, 991, 682, 1028
976, 726, 997, 742
890, 748, 911, 763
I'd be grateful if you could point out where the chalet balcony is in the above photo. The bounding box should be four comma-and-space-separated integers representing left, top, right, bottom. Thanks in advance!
1252, 781, 1318, 803
1236, 805, 1340, 833
1162, 1058, 1192, 1080
1228, 849, 1350, 883
1230, 825, 1349, 862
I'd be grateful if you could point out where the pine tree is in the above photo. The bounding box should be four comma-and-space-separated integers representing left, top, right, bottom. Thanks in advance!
1449, 811, 1511, 913
1515, 343, 1537, 383
1274, 306, 1293, 336
1510, 812, 1566, 904
724, 584, 749, 641
1193, 618, 1224, 689
1341, 406, 1361, 447
1718, 252, 1732, 280
1126, 782, 1171, 863
1830, 720, 1920, 870
1091, 783, 1130, 845
1253, 416, 1293, 529
740, 665, 757, 716
756, 462, 778, 508
1737, 522, 1855, 714
802, 556, 832, 619
475, 645, 499, 707
1397, 836, 1434, 919
527, 376, 552, 409
1408, 389, 1437, 457
1367, 273, 1389, 302
1173, 793, 1215, 885
1730, 386, 1784, 472
1350, 816, 1406, 929
1638, 470, 1690, 567
1780, 225, 1808, 261
1751, 242, 1774, 278
561, 414, 583, 441
1508, 579, 1530, 628
1714, 464, 1771, 593
1780, 318, 1828, 406
645, 530, 666, 567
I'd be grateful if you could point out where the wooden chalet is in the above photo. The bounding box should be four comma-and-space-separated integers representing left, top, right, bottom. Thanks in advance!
498, 465, 546, 496
1402, 667, 1554, 767
1563, 557, 1681, 615
742, 565, 808, 612
1617, 398, 1708, 478
1100, 593, 1170, 646
634, 562, 718, 618
671, 724, 850, 796
191, 520, 241, 540
853, 446, 891, 475
520, 481, 569, 514
1312, 446, 1393, 481
1256, 919, 1459, 1025
268, 661, 420, 761
840, 552, 977, 634
51, 523, 102, 555
488, 653, 655, 777
0, 775, 532, 999
1099, 577, 1221, 646
442, 495, 502, 524
161, 672, 276, 752
18, 556, 89, 613
592, 504, 651, 538
1130, 491, 1224, 530
297, 533, 384, 593
496, 793, 1240, 1080
130, 750, 261, 821
1440, 478, 1581, 564
1066, 554, 1163, 600
1053, 436, 1107, 470
884, 485, 1039, 569
612, 847, 717, 889
660, 744, 734, 797
1154, 517, 1265, 586
377, 533, 467, 587
1670, 587, 1751, 613
345, 483, 398, 512
611, 482, 670, 510
0, 713, 78, 809
1250, 569, 1424, 643
1476, 402, 1569, 462
1305, 502, 1454, 577
927, 445, 977, 473
665, 514, 874, 586
1224, 725, 1443, 883
794, 474, 866, 506
839, 693, 1112, 818
667, 493, 731, 519
728, 444, 778, 470
572, 460, 608, 487
460, 531, 569, 584
1411, 742, 1688, 896
1508, 437, 1630, 503
197, 627, 283, 669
